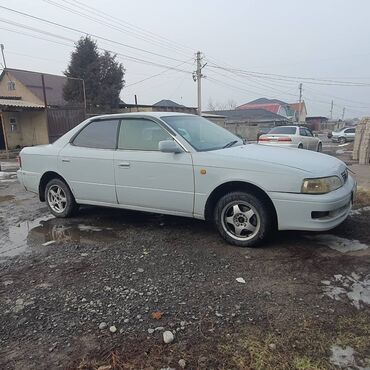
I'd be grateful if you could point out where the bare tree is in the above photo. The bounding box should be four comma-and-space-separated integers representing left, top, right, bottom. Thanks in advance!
207, 98, 237, 111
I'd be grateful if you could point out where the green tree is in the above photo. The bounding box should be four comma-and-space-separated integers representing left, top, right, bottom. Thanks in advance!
63, 36, 125, 110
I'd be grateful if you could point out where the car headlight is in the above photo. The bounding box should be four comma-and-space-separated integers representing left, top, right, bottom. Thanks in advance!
301, 176, 342, 194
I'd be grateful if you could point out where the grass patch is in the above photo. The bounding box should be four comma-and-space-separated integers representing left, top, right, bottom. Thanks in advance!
68, 313, 370, 370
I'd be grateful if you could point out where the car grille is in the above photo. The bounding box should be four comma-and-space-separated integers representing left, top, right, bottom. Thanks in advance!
341, 169, 348, 183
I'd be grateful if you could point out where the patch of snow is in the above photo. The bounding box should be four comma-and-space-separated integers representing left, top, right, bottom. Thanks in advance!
77, 224, 103, 232
236, 277, 246, 284
350, 206, 370, 216
322, 273, 370, 309
330, 345, 355, 368
307, 234, 368, 253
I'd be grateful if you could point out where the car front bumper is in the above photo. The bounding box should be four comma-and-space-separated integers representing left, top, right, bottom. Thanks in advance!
269, 175, 356, 231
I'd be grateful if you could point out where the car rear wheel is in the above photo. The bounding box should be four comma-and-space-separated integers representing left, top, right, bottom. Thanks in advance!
45, 178, 77, 218
214, 191, 272, 247
298, 143, 304, 149
339, 137, 346, 144
317, 142, 322, 152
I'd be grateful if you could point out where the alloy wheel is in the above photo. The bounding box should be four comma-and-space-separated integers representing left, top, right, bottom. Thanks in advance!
221, 201, 260, 241
47, 185, 67, 214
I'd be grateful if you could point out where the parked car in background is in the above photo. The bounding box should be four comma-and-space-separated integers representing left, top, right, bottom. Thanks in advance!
258, 126, 322, 151
18, 113, 355, 248
331, 127, 356, 144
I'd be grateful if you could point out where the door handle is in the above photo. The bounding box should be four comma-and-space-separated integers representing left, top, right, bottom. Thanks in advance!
61, 158, 71, 163
118, 162, 130, 168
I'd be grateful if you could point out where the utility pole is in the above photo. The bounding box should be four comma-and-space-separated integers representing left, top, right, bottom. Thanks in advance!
298, 83, 303, 122
193, 51, 206, 115
0, 44, 7, 69
342, 107, 345, 121
330, 100, 334, 120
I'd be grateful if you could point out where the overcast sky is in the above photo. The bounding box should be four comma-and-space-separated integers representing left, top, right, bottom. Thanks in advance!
1, 0, 370, 118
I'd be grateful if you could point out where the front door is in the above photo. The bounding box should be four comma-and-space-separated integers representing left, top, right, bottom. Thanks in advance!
0, 115, 6, 150
58, 119, 119, 204
114, 118, 194, 216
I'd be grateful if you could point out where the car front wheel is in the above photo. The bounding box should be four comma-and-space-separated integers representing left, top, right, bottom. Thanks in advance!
339, 137, 346, 144
214, 191, 273, 247
45, 178, 77, 218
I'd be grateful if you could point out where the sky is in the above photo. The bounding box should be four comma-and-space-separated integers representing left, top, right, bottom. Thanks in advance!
1, 0, 370, 118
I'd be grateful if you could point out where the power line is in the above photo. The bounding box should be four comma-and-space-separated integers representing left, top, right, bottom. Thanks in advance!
0, 23, 193, 74
207, 64, 370, 86
42, 0, 192, 58
0, 5, 192, 64
61, 0, 193, 55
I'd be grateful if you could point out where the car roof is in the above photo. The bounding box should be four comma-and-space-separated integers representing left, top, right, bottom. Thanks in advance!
89, 111, 196, 120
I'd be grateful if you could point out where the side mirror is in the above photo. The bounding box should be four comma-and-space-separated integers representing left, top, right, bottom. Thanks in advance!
159, 140, 183, 153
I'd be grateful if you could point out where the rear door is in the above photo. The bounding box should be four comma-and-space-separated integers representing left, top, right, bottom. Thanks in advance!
114, 118, 194, 216
58, 119, 119, 204
304, 128, 317, 150
344, 128, 356, 141
299, 127, 309, 149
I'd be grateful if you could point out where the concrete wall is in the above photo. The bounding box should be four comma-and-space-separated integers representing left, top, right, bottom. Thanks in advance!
1, 111, 48, 149
0, 73, 44, 105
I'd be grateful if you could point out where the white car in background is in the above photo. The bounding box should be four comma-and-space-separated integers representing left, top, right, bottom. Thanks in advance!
258, 126, 322, 152
331, 127, 356, 144
17, 113, 355, 248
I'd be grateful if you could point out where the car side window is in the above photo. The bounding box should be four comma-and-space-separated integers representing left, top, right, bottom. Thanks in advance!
305, 128, 313, 137
72, 120, 119, 149
345, 128, 355, 133
118, 119, 172, 151
299, 128, 307, 136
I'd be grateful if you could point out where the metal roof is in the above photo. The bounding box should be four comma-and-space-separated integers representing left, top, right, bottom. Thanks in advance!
0, 98, 45, 109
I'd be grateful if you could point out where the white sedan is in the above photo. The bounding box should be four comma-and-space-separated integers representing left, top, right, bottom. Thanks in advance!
17, 113, 355, 247
258, 125, 322, 151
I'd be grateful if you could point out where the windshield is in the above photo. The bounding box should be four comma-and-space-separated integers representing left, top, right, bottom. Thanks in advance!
268, 126, 297, 134
161, 115, 243, 151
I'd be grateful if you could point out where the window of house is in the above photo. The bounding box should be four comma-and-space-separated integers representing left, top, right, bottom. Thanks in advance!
9, 117, 17, 132
118, 119, 171, 151
72, 119, 119, 149
7, 81, 16, 91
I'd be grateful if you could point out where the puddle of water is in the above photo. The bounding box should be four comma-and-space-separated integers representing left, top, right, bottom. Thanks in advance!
0, 195, 15, 202
306, 234, 369, 253
0, 217, 118, 259
322, 273, 370, 310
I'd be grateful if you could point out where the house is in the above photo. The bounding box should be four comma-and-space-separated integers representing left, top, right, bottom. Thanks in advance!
203, 108, 289, 140
237, 98, 307, 122
305, 116, 328, 131
287, 101, 307, 122
0, 68, 85, 150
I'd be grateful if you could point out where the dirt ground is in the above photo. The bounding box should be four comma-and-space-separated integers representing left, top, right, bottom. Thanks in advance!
0, 141, 369, 370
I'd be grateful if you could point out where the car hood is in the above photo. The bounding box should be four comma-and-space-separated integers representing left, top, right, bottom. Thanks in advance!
210, 144, 346, 176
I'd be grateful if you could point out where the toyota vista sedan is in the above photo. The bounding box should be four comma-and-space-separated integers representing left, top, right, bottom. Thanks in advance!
17, 113, 356, 247
258, 125, 322, 151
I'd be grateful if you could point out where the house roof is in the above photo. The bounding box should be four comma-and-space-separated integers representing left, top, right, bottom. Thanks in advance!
203, 109, 289, 122
246, 98, 288, 105
236, 102, 282, 114
1, 68, 68, 106
153, 99, 184, 107
0, 98, 44, 109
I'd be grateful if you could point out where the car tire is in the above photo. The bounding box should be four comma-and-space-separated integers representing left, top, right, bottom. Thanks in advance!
298, 143, 304, 149
45, 178, 77, 218
317, 142, 322, 152
214, 191, 273, 247
339, 137, 346, 144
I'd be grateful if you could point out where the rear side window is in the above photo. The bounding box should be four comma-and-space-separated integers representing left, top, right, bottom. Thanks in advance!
345, 128, 355, 133
268, 127, 296, 134
73, 120, 119, 149
299, 128, 307, 136
118, 119, 171, 151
